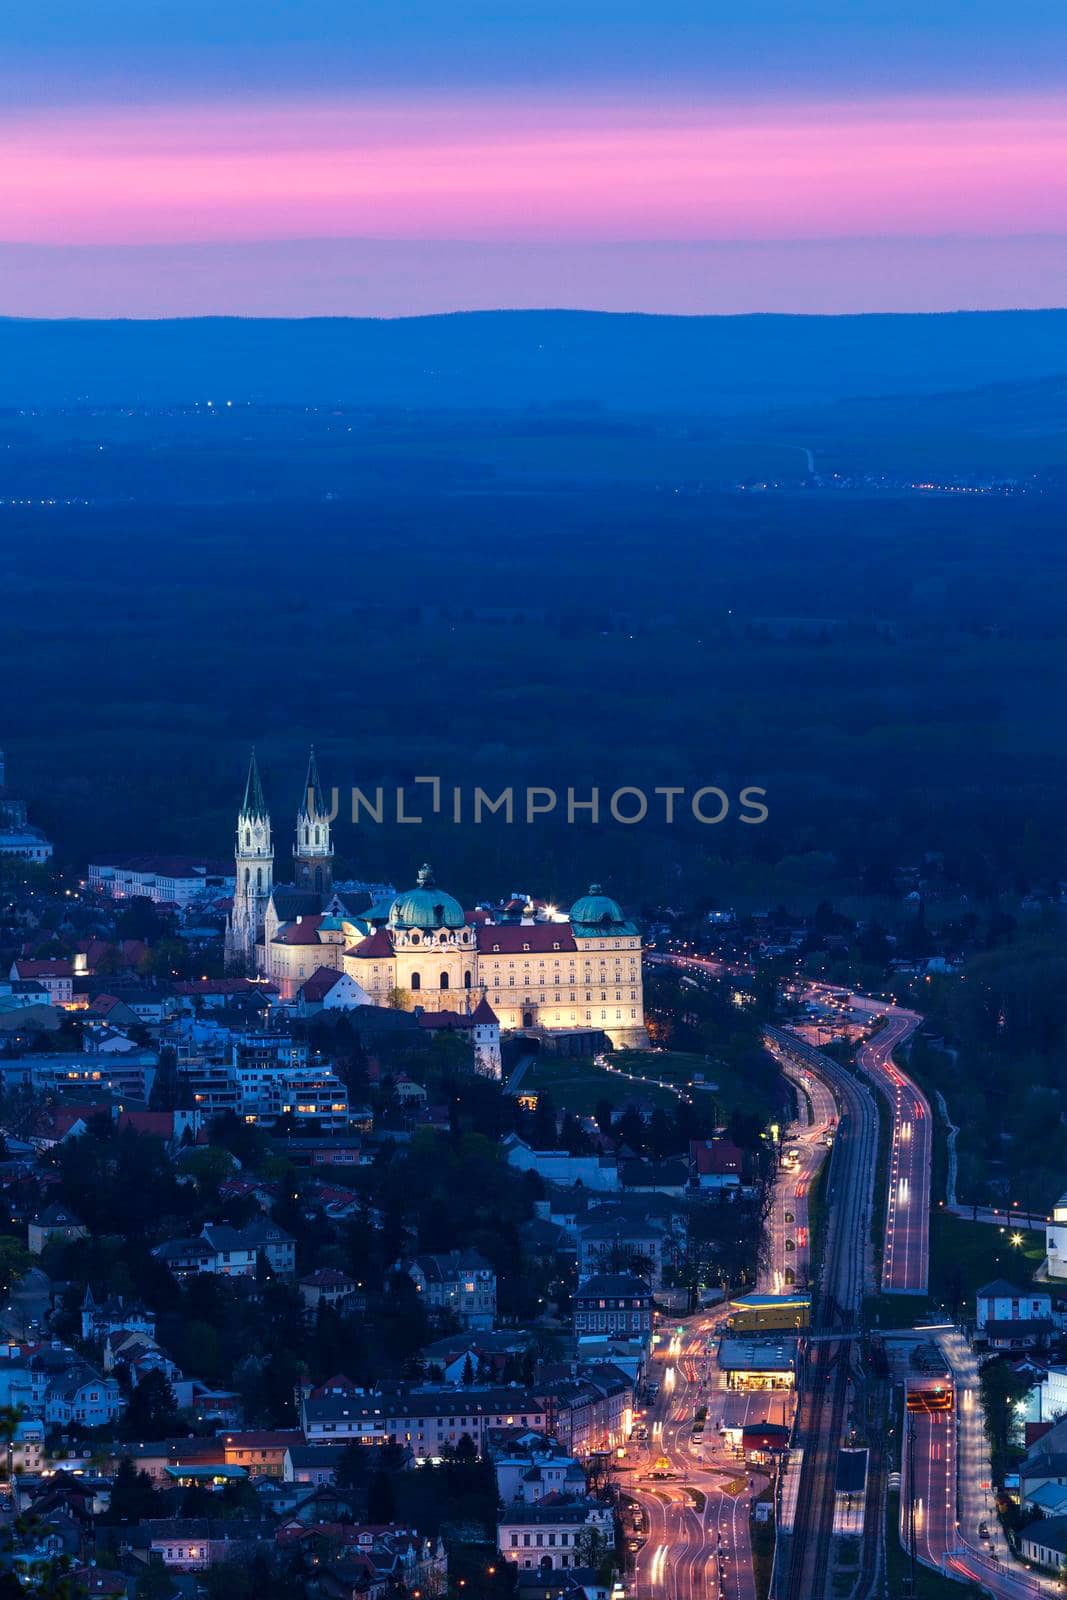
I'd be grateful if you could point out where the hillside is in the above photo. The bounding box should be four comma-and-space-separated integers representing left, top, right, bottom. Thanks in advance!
2, 308, 1067, 412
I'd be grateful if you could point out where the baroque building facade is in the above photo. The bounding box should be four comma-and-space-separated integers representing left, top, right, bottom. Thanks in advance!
224, 754, 648, 1049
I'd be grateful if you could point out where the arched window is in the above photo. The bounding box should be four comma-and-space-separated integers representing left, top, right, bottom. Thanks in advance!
314, 825, 320, 845
440, 972, 449, 990
256, 867, 263, 890
411, 972, 421, 991
464, 970, 472, 989
243, 868, 250, 889
245, 830, 251, 850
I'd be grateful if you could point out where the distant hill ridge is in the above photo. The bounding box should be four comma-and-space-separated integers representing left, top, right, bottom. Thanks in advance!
2, 308, 1066, 412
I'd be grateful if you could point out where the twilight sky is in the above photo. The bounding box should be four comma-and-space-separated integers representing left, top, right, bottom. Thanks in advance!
2, 0, 1066, 316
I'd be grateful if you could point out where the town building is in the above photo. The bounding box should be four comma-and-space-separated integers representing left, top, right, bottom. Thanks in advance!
8, 959, 73, 1008
28, 1205, 88, 1256
499, 1497, 614, 1573
975, 1280, 1053, 1350
87, 856, 233, 907
299, 1382, 547, 1457
572, 1274, 653, 1340
689, 1138, 745, 1193
1020, 1516, 1067, 1573
406, 1250, 497, 1329
717, 1337, 798, 1391
0, 751, 53, 863
577, 1220, 666, 1289
153, 1220, 295, 1279
1046, 1193, 1067, 1280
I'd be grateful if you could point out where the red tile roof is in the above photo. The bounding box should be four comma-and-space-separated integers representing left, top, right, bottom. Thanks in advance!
299, 966, 348, 1001
346, 928, 393, 959
13, 958, 73, 979
116, 1111, 177, 1139
475, 925, 576, 955
272, 916, 326, 946
690, 1138, 744, 1176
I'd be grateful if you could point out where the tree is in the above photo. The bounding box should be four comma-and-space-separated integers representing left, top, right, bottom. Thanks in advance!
0, 1237, 30, 1299
107, 1454, 165, 1523
333, 1441, 372, 1493
120, 1369, 179, 1440
367, 1468, 395, 1523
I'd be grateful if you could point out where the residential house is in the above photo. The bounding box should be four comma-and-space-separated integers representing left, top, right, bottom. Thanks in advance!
976, 1280, 1053, 1350
28, 1204, 88, 1256
296, 967, 372, 1016
406, 1250, 497, 1329
573, 1274, 653, 1339
81, 1287, 156, 1344
300, 1384, 547, 1456
9, 959, 73, 1007
502, 1136, 619, 1192
154, 1219, 296, 1279
299, 1269, 360, 1315
1020, 1516, 1067, 1573
499, 1496, 614, 1572
537, 1366, 635, 1457
577, 1220, 665, 1289
490, 1431, 586, 1505
221, 1429, 304, 1479
283, 1444, 340, 1486
689, 1138, 745, 1194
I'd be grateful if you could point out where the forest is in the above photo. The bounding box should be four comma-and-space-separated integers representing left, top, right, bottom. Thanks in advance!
1, 387, 1066, 924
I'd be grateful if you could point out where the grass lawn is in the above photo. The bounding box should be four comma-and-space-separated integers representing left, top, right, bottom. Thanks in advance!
613, 1048, 770, 1118
520, 1057, 680, 1116
521, 1048, 767, 1121
928, 1211, 1044, 1314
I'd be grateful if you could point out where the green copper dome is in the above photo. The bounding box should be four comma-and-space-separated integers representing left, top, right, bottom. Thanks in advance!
388, 864, 466, 930
569, 884, 625, 926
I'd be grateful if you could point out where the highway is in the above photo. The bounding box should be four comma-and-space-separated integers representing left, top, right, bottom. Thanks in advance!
853, 1000, 927, 1295
798, 984, 926, 1295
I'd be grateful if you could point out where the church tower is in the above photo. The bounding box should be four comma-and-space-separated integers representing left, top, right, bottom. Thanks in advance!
225, 749, 274, 973
293, 746, 334, 895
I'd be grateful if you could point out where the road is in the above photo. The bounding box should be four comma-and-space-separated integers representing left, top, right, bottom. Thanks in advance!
629, 1323, 762, 1600
763, 1026, 880, 1600
911, 1330, 1061, 1600
759, 1063, 835, 1296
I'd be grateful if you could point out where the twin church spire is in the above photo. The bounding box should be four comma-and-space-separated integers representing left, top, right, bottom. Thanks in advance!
225, 747, 334, 971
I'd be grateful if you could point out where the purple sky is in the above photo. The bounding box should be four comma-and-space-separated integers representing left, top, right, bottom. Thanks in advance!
2, 2, 1065, 316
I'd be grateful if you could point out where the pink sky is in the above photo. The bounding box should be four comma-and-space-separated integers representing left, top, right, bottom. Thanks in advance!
4, 93, 1065, 247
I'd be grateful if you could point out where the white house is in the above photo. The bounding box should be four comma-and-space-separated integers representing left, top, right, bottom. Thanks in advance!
1020, 1516, 1067, 1573
976, 1279, 1052, 1329
498, 1497, 614, 1572
976, 1279, 1054, 1350
9, 959, 72, 1007
502, 1137, 620, 1192
295, 967, 372, 1017
1046, 1193, 1067, 1280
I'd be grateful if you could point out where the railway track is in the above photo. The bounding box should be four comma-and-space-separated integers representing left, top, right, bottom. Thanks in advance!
764, 1026, 880, 1600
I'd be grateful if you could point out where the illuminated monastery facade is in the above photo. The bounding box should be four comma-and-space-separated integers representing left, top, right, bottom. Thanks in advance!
225, 752, 648, 1049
